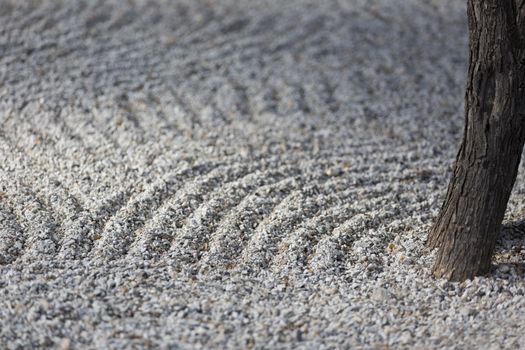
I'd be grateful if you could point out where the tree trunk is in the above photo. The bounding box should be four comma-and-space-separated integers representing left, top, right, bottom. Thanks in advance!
427, 0, 525, 281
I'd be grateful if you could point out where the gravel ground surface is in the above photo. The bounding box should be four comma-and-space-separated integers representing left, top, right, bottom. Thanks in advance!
2, 0, 525, 349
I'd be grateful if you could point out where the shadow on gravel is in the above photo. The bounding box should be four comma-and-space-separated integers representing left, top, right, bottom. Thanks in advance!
492, 220, 525, 278
499, 219, 525, 243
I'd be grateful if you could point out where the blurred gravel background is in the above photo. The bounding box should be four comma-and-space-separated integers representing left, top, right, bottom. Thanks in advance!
1, 0, 525, 348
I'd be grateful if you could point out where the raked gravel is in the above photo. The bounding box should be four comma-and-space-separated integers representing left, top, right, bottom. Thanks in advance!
1, 0, 525, 349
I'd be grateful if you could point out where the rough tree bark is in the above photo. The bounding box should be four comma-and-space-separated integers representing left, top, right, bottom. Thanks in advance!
427, 0, 525, 281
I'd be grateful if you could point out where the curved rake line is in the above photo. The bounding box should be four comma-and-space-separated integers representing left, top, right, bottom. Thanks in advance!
196, 157, 423, 271
58, 157, 232, 260
244, 168, 431, 273
0, 135, 86, 260
236, 163, 421, 270
93, 151, 291, 260
126, 163, 301, 260
306, 208, 395, 274
304, 183, 435, 274
80, 151, 278, 259
160, 165, 309, 264
161, 153, 391, 263
88, 162, 226, 260
0, 200, 26, 265
0, 177, 60, 263
127, 150, 377, 261
270, 190, 396, 274
171, 176, 302, 270
196, 168, 360, 269
268, 182, 393, 266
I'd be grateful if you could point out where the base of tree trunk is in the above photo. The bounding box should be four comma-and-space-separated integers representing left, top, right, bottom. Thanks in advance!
426, 137, 523, 281
427, 0, 525, 282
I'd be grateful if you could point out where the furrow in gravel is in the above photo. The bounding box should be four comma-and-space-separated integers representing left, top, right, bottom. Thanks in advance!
0, 203, 25, 265
90, 162, 229, 260
94, 153, 302, 260
129, 156, 332, 259
269, 186, 395, 274
165, 153, 417, 268
128, 163, 299, 260
165, 163, 340, 266
0, 179, 59, 263
238, 175, 359, 270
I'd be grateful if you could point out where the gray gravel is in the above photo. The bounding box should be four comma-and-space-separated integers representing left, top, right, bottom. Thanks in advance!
1, 0, 525, 348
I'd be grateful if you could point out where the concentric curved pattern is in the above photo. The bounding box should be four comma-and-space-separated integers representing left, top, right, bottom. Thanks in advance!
2, 1, 525, 349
